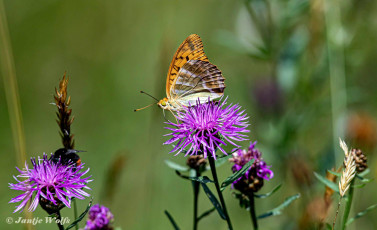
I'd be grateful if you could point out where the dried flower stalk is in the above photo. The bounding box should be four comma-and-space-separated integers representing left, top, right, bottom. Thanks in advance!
54, 73, 75, 149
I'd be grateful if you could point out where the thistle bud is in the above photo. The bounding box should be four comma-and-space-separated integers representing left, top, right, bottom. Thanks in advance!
186, 155, 207, 173
229, 141, 273, 194
351, 148, 368, 173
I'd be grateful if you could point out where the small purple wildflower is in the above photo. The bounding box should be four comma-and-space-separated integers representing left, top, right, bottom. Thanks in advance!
164, 97, 249, 159
84, 204, 114, 230
9, 153, 92, 213
230, 141, 273, 189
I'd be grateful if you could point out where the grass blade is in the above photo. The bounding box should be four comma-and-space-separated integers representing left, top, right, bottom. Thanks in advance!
201, 183, 226, 220
164, 210, 180, 230
165, 160, 189, 172
327, 170, 341, 177
346, 203, 377, 226
65, 198, 93, 230
254, 184, 282, 199
314, 172, 339, 193
258, 194, 300, 219
197, 207, 216, 221
215, 154, 233, 168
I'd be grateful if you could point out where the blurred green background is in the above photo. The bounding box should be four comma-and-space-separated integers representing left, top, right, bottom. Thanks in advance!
1, 0, 377, 229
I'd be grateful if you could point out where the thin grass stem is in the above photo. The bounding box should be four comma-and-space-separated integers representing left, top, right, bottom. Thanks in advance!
324, 0, 347, 165
333, 197, 342, 230
0, 1, 34, 229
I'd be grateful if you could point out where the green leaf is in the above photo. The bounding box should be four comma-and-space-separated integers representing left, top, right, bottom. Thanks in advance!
197, 207, 216, 221
220, 159, 255, 191
215, 154, 233, 168
346, 203, 377, 226
175, 171, 214, 183
201, 183, 226, 220
164, 210, 180, 230
314, 172, 339, 193
327, 170, 341, 177
258, 194, 300, 219
254, 184, 282, 199
65, 198, 93, 230
216, 149, 239, 159
165, 160, 189, 172
357, 177, 373, 183
356, 173, 373, 183
352, 183, 366, 189
358, 168, 370, 177
325, 223, 332, 230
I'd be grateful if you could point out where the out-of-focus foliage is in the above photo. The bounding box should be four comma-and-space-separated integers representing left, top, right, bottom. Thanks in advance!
1, 0, 377, 229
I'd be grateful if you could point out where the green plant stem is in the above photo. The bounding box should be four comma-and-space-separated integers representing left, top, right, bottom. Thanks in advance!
324, 0, 347, 164
341, 180, 355, 230
248, 193, 258, 230
192, 170, 201, 230
333, 197, 342, 230
0, 0, 27, 170
56, 211, 64, 230
0, 1, 34, 230
73, 199, 78, 230
208, 157, 233, 230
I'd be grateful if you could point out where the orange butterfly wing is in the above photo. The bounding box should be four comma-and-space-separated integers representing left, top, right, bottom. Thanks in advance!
166, 34, 209, 98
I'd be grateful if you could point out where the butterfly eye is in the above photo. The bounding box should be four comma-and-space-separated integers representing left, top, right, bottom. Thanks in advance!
161, 101, 166, 106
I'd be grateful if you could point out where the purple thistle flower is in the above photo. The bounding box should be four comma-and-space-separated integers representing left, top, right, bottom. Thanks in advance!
164, 97, 249, 159
9, 153, 92, 213
84, 204, 114, 230
229, 141, 273, 192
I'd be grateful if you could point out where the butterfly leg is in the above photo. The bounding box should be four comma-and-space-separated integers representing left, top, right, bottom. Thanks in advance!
168, 108, 179, 124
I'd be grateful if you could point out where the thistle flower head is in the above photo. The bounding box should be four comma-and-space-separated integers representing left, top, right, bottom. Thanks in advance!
84, 204, 114, 230
338, 139, 356, 197
229, 141, 273, 193
9, 154, 92, 213
164, 97, 249, 159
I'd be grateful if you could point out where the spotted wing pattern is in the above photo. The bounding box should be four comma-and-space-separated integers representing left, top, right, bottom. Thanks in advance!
170, 60, 225, 107
166, 34, 208, 98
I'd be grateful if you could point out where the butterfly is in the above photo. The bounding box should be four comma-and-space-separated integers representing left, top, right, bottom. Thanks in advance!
136, 34, 226, 113
158, 34, 226, 111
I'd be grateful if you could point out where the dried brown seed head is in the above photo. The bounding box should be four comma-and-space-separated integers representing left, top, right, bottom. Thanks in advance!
351, 148, 368, 173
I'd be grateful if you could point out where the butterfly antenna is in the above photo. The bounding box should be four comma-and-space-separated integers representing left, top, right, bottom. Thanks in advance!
140, 91, 159, 102
134, 102, 156, 112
